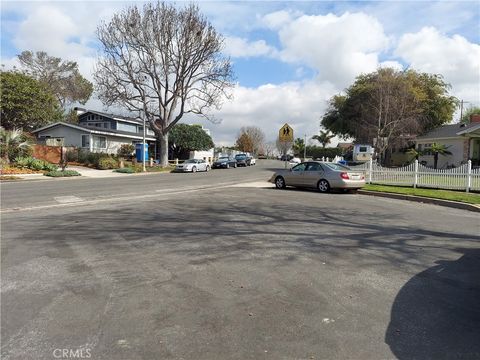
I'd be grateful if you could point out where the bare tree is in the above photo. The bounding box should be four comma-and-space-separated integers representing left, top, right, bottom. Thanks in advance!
237, 126, 265, 155
94, 2, 234, 166
276, 139, 292, 158
18, 51, 93, 110
263, 141, 276, 158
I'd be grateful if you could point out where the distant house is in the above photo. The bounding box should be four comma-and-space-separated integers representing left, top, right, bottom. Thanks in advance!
415, 116, 480, 168
32, 109, 157, 156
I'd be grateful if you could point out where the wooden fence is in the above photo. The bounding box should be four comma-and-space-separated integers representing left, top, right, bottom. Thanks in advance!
349, 159, 479, 193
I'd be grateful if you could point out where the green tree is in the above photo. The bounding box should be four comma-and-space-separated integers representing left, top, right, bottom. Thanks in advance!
169, 124, 214, 159
312, 130, 335, 148
292, 137, 305, 157
461, 106, 480, 124
321, 68, 457, 163
18, 51, 93, 110
429, 143, 452, 169
0, 71, 62, 130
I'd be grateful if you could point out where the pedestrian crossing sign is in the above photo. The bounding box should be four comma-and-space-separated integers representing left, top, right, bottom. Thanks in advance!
279, 123, 294, 142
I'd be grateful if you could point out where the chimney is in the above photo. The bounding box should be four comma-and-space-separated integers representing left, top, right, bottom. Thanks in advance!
470, 114, 480, 124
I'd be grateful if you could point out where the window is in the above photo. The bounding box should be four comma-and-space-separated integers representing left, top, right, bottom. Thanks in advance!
418, 144, 423, 151
306, 162, 322, 171
292, 163, 307, 172
93, 136, 106, 149
81, 135, 90, 148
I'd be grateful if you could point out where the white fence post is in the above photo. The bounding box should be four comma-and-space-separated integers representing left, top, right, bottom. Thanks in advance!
466, 160, 472, 193
414, 160, 419, 188
368, 158, 373, 184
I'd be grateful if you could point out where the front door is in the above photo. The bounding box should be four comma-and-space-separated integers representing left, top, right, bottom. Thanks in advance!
286, 163, 307, 186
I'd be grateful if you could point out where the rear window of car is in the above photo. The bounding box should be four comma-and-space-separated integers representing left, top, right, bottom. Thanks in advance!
324, 163, 350, 171
235, 154, 246, 159
218, 157, 229, 160
184, 159, 197, 163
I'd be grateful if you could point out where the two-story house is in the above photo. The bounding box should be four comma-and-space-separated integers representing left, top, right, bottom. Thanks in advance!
32, 109, 157, 156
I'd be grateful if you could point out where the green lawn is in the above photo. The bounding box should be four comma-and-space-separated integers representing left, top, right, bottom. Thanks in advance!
363, 184, 480, 205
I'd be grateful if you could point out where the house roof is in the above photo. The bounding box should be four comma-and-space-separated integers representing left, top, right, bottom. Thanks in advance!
416, 122, 480, 141
79, 109, 144, 125
32, 122, 156, 141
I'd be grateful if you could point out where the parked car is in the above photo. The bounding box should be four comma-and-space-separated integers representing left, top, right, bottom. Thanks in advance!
235, 153, 251, 167
249, 157, 256, 165
289, 157, 301, 166
175, 159, 210, 172
212, 156, 237, 169
269, 161, 365, 192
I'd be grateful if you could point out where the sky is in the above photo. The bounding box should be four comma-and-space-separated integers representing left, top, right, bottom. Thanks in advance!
1, 0, 480, 147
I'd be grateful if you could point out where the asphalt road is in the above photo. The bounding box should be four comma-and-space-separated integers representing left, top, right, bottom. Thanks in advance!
0, 160, 278, 211
1, 161, 479, 360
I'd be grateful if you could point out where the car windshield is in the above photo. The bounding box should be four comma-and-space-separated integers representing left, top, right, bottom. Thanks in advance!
184, 159, 197, 164
235, 155, 246, 159
324, 163, 350, 171
218, 157, 229, 160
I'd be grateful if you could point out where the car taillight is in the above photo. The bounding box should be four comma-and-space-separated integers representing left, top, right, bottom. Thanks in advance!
340, 172, 349, 179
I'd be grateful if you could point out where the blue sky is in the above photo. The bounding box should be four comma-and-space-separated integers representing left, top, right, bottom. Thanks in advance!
1, 1, 479, 146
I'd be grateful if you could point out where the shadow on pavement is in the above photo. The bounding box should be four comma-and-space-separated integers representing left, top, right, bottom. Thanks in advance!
385, 248, 480, 360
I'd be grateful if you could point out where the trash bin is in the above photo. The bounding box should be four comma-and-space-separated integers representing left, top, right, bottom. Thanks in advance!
135, 143, 148, 162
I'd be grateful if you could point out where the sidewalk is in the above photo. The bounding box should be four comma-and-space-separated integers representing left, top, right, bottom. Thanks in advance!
66, 166, 133, 178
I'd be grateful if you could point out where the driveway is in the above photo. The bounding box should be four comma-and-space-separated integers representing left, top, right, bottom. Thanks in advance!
1, 184, 479, 360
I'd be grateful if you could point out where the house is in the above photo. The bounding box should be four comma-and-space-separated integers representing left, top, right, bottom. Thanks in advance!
32, 109, 157, 156
415, 115, 480, 168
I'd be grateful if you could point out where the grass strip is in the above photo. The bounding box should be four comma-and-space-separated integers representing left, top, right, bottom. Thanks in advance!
363, 184, 480, 205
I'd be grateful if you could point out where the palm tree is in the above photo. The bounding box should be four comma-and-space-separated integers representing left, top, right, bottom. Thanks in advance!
312, 130, 335, 148
0, 127, 33, 164
429, 143, 452, 169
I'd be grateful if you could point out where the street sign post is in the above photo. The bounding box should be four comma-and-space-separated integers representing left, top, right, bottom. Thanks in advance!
279, 123, 294, 169
279, 123, 294, 143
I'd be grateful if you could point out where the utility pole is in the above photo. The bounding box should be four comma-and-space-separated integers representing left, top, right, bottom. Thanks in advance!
142, 111, 146, 172
303, 133, 307, 160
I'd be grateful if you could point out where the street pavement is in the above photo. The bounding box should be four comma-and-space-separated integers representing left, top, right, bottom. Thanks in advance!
1, 161, 479, 360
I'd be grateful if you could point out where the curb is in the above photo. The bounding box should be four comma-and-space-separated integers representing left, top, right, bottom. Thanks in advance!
358, 190, 480, 213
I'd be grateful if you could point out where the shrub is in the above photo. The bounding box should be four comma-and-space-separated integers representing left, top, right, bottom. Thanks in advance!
44, 170, 81, 177
114, 167, 136, 174
28, 159, 45, 171
97, 157, 119, 170
14, 156, 32, 168
118, 144, 135, 159
65, 149, 79, 162
42, 162, 58, 172
77, 149, 89, 164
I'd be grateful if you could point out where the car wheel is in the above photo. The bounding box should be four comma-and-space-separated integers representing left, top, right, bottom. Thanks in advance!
206, 165, 210, 172
234, 163, 237, 168
192, 166, 197, 173
226, 163, 230, 169
275, 176, 286, 189
317, 179, 330, 193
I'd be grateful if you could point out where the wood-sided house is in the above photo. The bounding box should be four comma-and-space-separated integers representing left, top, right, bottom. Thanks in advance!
32, 109, 157, 156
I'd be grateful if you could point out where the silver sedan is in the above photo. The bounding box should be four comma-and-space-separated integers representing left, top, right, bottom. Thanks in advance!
175, 159, 210, 173
269, 161, 365, 192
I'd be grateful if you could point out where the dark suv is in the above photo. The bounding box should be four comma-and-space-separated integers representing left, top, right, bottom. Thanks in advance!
235, 153, 250, 167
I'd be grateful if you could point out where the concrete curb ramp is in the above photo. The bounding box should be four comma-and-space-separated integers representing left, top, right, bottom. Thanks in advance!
358, 190, 480, 213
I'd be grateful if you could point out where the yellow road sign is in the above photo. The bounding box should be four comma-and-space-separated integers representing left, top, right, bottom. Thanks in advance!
279, 123, 294, 142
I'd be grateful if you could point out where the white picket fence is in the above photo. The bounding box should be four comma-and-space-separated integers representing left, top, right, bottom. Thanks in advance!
348, 159, 480, 193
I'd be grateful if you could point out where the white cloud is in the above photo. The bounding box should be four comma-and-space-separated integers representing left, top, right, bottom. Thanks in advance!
263, 11, 391, 87
191, 80, 338, 146
396, 27, 480, 81
395, 27, 480, 103
224, 37, 278, 58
